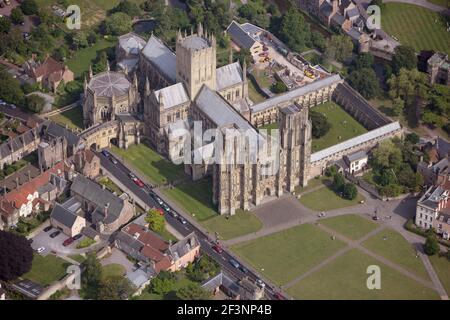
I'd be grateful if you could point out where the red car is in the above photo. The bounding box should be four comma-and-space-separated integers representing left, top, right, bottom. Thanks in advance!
133, 178, 145, 188
273, 292, 286, 300
212, 244, 223, 254
156, 208, 164, 216
63, 237, 74, 247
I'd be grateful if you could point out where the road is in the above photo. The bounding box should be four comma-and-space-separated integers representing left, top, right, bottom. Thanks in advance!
96, 150, 281, 300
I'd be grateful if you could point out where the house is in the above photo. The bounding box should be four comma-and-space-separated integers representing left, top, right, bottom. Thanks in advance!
50, 200, 86, 237
415, 185, 450, 239
0, 161, 69, 228
338, 150, 368, 175
23, 55, 74, 93
115, 223, 200, 273
417, 138, 450, 186
226, 21, 263, 56
201, 272, 265, 300
70, 149, 100, 179
70, 174, 134, 234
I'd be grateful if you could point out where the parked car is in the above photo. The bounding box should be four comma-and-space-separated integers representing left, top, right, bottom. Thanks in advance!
37, 247, 45, 253
101, 150, 110, 157
110, 157, 118, 165
170, 210, 178, 218
134, 178, 145, 188
73, 234, 83, 240
256, 279, 266, 288
156, 208, 164, 216
63, 237, 74, 246
229, 258, 240, 269
372, 216, 380, 221
162, 204, 170, 212
43, 226, 52, 232
239, 265, 248, 274
212, 244, 223, 254
129, 172, 136, 179
50, 231, 61, 238
273, 292, 285, 300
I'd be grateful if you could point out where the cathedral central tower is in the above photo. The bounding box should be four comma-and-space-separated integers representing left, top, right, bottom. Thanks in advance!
176, 23, 217, 99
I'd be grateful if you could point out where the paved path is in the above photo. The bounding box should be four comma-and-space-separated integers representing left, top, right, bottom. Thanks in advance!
383, 0, 450, 14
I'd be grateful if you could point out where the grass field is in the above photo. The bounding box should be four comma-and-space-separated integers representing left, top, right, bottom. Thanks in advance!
299, 186, 365, 211
429, 254, 450, 296
102, 264, 126, 279
162, 177, 216, 221
23, 254, 69, 286
97, 176, 122, 195
287, 249, 439, 300
382, 3, 450, 55
248, 80, 266, 103
202, 209, 263, 240
67, 38, 117, 77
362, 229, 431, 281
231, 224, 346, 285
294, 176, 330, 194
320, 214, 378, 240
111, 143, 185, 186
311, 102, 367, 152
49, 107, 84, 131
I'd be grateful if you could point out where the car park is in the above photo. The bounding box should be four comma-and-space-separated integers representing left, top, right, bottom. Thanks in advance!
229, 258, 240, 269
50, 231, 61, 238
43, 226, 52, 232
212, 244, 223, 254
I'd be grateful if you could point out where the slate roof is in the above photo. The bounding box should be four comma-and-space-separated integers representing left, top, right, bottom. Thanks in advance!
226, 21, 257, 49
195, 85, 254, 131
141, 35, 177, 83
436, 138, 450, 159
168, 232, 199, 261
311, 122, 401, 162
118, 32, 146, 56
154, 83, 189, 109
88, 71, 131, 97
50, 203, 79, 228
251, 74, 342, 113
181, 35, 210, 50
70, 175, 125, 225
44, 121, 81, 147
216, 62, 243, 91
332, 13, 345, 26
345, 150, 367, 162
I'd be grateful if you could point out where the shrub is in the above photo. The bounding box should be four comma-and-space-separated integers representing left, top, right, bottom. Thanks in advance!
424, 235, 440, 256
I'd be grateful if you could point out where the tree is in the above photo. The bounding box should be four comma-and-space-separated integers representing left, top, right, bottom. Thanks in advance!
388, 68, 427, 104
310, 110, 331, 138
352, 53, 374, 71
422, 111, 445, 128
102, 12, 132, 36
0, 231, 33, 281
21, 0, 39, 16
391, 97, 404, 116
81, 252, 103, 299
0, 17, 11, 33
234, 48, 252, 66
10, 8, 24, 25
405, 132, 420, 145
149, 271, 176, 295
371, 139, 402, 169
0, 71, 25, 106
271, 81, 287, 94
424, 235, 439, 256
25, 94, 45, 113
311, 31, 326, 52
72, 32, 88, 50
392, 45, 417, 74
333, 173, 345, 192
109, 0, 141, 17
278, 8, 310, 52
186, 256, 220, 282
176, 283, 210, 300
145, 208, 165, 233
348, 68, 380, 99
342, 183, 357, 200
325, 35, 353, 63
325, 165, 338, 177
97, 275, 134, 300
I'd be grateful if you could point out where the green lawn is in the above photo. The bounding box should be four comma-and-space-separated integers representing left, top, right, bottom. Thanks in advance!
299, 186, 365, 211
76, 237, 96, 249
287, 249, 439, 300
294, 176, 330, 194
111, 143, 186, 186
429, 254, 450, 296
97, 176, 122, 195
362, 229, 431, 281
162, 177, 217, 221
23, 254, 69, 286
258, 122, 279, 131
248, 80, 266, 103
68, 254, 86, 264
49, 107, 84, 131
102, 263, 126, 279
320, 214, 379, 240
202, 209, 263, 240
66, 38, 117, 77
382, 3, 450, 55
232, 224, 346, 286
311, 102, 367, 152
